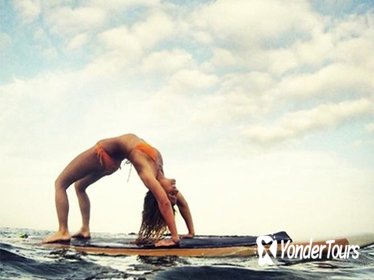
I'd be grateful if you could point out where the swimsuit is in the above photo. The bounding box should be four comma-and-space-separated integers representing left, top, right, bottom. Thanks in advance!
96, 141, 160, 177
125, 142, 162, 181
95, 143, 121, 173
134, 142, 163, 175
133, 142, 159, 163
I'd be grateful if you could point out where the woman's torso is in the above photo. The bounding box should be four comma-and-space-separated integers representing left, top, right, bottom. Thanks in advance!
97, 134, 141, 160
97, 134, 162, 175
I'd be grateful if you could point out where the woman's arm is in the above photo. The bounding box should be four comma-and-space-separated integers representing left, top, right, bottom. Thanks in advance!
176, 192, 195, 237
139, 171, 180, 243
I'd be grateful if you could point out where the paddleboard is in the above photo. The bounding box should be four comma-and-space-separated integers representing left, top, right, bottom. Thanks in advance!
43, 231, 374, 257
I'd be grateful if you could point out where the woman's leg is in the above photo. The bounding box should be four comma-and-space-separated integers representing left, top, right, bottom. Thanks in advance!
43, 146, 103, 243
73, 173, 104, 238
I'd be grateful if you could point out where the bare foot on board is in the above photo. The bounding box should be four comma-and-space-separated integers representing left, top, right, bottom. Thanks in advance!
72, 230, 91, 239
42, 231, 71, 244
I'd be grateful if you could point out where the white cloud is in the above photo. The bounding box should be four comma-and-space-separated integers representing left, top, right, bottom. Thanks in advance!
166, 69, 218, 95
332, 27, 374, 69
46, 6, 106, 36
140, 49, 195, 75
0, 66, 148, 164
67, 33, 89, 50
266, 48, 299, 76
280, 11, 374, 75
97, 10, 175, 61
220, 72, 274, 96
11, 0, 371, 149
192, 30, 213, 45
130, 11, 175, 50
292, 30, 334, 67
191, 0, 319, 49
209, 48, 237, 67
333, 12, 374, 41
366, 122, 374, 133
0, 72, 76, 118
41, 47, 58, 60
279, 63, 374, 99
98, 26, 142, 55
87, 0, 160, 12
13, 0, 41, 23
0, 32, 12, 51
33, 27, 45, 40
185, 71, 280, 127
206, 47, 250, 72
244, 98, 374, 144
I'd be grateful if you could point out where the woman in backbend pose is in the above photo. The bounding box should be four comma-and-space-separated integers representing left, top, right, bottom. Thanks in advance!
43, 134, 195, 247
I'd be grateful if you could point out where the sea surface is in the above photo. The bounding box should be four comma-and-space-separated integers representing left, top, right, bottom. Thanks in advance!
1, 227, 373, 280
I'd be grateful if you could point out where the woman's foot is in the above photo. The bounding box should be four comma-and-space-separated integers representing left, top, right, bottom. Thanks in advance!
72, 230, 91, 239
42, 230, 71, 243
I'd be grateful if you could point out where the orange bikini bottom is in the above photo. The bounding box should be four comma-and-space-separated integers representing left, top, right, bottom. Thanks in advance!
95, 144, 121, 173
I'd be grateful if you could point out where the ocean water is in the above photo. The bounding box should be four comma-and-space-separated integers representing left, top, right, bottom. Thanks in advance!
1, 228, 373, 280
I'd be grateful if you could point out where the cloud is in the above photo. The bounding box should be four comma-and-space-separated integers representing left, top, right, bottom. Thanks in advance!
279, 63, 374, 99
13, 0, 41, 24
244, 98, 374, 144
5, 0, 372, 150
0, 33, 12, 51
98, 26, 143, 59
190, 0, 319, 49
87, 0, 160, 12
46, 6, 106, 36
166, 69, 218, 94
97, 10, 175, 63
331, 16, 374, 68
366, 122, 374, 133
291, 30, 333, 67
67, 33, 89, 50
82, 10, 178, 77
196, 72, 276, 121
140, 49, 195, 75
131, 11, 175, 48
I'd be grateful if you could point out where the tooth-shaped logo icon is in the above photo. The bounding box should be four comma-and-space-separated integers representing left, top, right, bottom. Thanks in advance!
256, 235, 277, 266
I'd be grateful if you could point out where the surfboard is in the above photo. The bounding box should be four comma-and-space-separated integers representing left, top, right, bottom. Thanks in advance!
43, 232, 374, 257
44, 231, 290, 257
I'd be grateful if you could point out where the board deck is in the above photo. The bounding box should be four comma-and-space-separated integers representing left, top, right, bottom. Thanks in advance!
43, 232, 374, 257
44, 231, 290, 257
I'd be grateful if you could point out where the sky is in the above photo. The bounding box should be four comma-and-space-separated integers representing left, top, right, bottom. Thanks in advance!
0, 0, 373, 241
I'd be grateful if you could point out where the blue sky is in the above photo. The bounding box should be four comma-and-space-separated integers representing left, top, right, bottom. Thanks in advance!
0, 0, 373, 240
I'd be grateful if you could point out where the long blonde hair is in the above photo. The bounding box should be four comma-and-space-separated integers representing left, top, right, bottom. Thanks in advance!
136, 191, 175, 245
